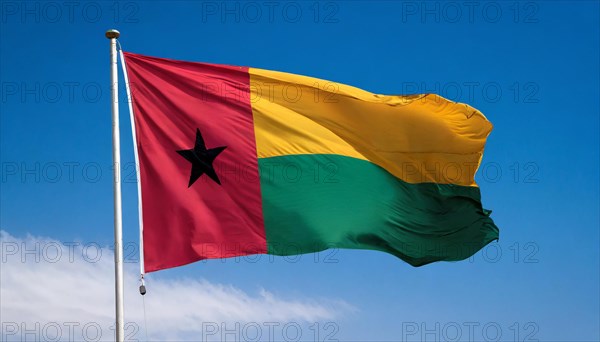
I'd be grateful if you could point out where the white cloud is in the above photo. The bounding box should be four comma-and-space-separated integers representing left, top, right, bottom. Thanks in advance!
0, 231, 354, 341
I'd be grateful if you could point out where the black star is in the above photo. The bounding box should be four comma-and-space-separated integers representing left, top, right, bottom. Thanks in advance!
176, 128, 227, 187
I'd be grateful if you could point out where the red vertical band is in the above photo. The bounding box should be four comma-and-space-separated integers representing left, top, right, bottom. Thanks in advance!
123, 52, 266, 272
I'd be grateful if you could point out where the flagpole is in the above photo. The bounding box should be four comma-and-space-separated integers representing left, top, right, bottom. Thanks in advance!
106, 28, 124, 342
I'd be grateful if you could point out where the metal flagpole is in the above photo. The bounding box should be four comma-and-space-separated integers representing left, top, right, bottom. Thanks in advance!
105, 28, 124, 342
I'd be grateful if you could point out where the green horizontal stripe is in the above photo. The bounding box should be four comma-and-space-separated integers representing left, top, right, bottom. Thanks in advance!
258, 154, 498, 266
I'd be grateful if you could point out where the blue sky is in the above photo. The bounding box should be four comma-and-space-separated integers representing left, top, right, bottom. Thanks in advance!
1, 1, 598, 341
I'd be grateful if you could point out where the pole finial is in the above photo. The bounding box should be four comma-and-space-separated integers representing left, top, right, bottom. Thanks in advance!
105, 29, 120, 39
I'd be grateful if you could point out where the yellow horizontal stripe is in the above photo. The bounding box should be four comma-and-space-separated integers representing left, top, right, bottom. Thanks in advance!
249, 67, 493, 186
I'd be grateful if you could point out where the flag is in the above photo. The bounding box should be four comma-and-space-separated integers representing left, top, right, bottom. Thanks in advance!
122, 52, 499, 272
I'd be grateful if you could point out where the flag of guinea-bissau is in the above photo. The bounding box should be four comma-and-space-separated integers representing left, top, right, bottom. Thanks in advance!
122, 52, 499, 273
